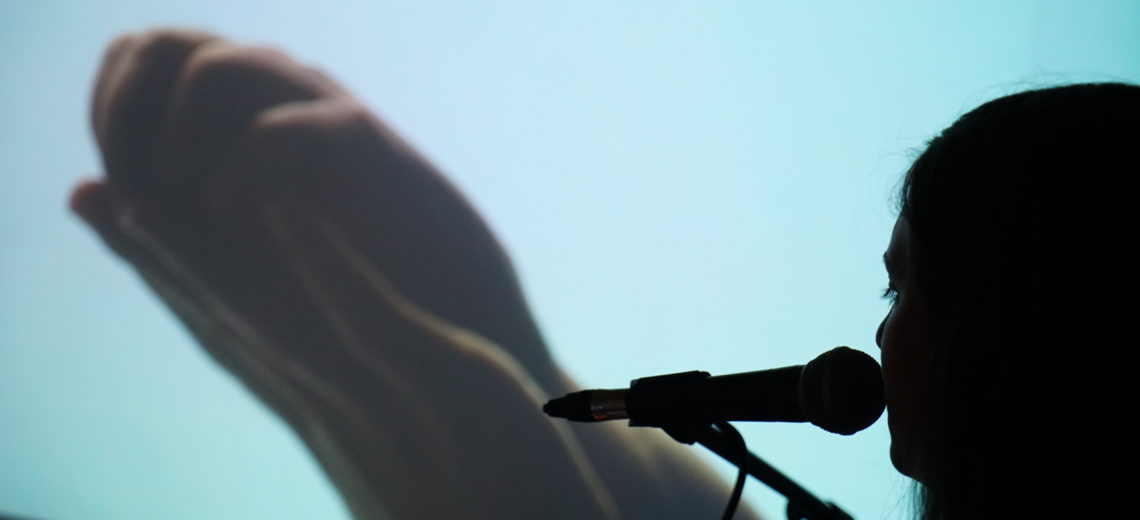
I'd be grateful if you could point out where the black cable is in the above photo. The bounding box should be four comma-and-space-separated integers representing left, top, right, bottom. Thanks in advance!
691, 425, 852, 520
714, 421, 749, 520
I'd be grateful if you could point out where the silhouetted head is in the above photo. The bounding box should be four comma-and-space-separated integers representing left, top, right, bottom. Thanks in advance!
875, 83, 1140, 518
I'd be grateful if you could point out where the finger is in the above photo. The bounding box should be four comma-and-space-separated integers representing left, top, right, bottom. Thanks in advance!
264, 206, 630, 520
209, 96, 559, 392
69, 179, 117, 232
69, 180, 175, 270
135, 251, 322, 434
262, 204, 518, 379
94, 30, 220, 190
67, 179, 319, 403
204, 96, 372, 216
69, 178, 323, 431
156, 42, 345, 194
112, 192, 371, 391
91, 33, 138, 145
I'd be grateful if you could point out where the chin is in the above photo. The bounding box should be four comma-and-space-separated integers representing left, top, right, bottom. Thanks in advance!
889, 440, 919, 480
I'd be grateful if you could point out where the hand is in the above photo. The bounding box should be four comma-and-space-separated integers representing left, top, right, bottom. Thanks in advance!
73, 29, 761, 520
76, 28, 563, 394
72, 29, 618, 519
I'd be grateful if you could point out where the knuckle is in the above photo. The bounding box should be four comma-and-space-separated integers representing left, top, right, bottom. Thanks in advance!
180, 44, 288, 91
253, 99, 374, 145
96, 30, 217, 136
102, 33, 138, 62
324, 100, 379, 137
134, 29, 209, 62
248, 105, 316, 144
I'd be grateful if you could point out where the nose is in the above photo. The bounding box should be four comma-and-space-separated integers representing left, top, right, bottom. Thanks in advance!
875, 312, 888, 349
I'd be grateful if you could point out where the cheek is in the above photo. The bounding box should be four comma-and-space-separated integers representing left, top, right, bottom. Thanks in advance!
879, 301, 932, 478
880, 296, 934, 397
880, 311, 911, 423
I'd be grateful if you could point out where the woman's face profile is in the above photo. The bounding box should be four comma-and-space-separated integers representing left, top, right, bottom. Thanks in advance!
876, 217, 935, 481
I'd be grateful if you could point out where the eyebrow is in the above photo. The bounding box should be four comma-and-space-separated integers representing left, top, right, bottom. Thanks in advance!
883, 244, 910, 280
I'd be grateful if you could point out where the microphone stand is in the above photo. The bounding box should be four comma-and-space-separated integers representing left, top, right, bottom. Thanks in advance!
661, 422, 854, 520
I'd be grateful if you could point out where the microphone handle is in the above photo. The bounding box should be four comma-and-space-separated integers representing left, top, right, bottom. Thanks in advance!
627, 365, 807, 428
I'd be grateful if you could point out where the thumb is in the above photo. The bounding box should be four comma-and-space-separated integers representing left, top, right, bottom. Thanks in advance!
68, 178, 144, 263
69, 178, 116, 233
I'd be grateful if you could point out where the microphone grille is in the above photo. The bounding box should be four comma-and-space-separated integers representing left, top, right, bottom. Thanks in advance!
801, 347, 885, 435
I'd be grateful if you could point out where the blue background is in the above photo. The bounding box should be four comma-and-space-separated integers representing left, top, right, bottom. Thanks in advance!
2, 1, 1137, 518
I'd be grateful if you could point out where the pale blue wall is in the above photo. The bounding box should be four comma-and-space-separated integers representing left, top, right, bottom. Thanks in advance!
2, 2, 1137, 518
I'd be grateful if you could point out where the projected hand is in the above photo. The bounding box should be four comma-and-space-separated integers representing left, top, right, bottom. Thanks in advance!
71, 29, 618, 519
78, 29, 563, 395
71, 29, 760, 520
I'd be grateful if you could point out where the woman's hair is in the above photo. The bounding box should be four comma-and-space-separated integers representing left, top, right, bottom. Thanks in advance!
897, 82, 1139, 519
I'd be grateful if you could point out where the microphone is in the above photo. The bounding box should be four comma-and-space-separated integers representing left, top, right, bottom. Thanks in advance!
543, 346, 884, 435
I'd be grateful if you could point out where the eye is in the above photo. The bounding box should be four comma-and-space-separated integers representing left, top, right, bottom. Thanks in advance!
881, 285, 899, 306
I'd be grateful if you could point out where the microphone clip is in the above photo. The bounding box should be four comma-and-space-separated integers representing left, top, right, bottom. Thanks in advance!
626, 370, 711, 429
